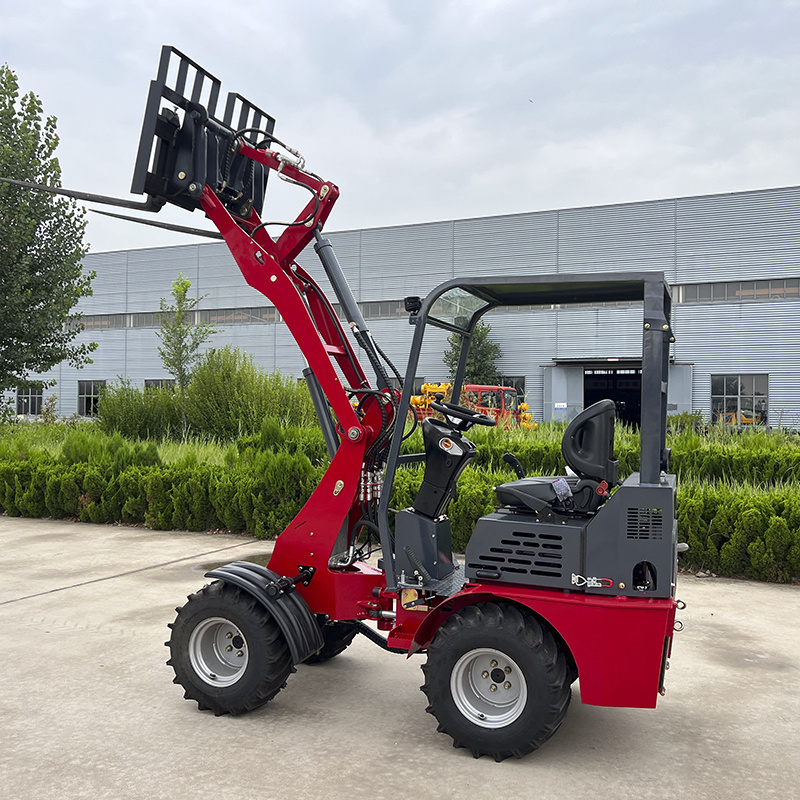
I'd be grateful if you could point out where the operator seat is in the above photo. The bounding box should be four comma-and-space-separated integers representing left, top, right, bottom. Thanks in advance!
494, 400, 619, 515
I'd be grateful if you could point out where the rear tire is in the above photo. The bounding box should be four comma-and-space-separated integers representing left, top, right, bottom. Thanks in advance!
421, 602, 571, 761
304, 620, 358, 664
166, 581, 292, 715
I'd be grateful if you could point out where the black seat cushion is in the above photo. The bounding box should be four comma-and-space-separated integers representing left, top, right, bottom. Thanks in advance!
494, 474, 610, 515
494, 476, 578, 512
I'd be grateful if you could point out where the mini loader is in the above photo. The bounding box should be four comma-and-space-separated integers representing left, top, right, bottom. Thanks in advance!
13, 47, 686, 760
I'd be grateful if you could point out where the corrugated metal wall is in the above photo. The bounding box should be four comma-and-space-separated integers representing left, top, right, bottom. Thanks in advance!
80, 250, 128, 314
557, 200, 676, 277
673, 301, 800, 425
24, 185, 800, 422
675, 187, 800, 282
454, 211, 557, 275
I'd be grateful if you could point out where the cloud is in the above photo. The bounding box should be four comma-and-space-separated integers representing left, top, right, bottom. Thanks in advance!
1, 0, 799, 251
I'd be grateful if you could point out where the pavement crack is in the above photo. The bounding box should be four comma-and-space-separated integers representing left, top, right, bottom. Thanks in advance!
0, 541, 260, 606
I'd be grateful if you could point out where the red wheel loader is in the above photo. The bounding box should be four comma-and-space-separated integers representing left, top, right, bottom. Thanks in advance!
14, 46, 686, 761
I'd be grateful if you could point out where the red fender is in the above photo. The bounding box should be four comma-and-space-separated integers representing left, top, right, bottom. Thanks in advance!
410, 582, 677, 709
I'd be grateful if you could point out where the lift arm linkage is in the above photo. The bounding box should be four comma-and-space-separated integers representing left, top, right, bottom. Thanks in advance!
124, 47, 400, 617
197, 165, 395, 617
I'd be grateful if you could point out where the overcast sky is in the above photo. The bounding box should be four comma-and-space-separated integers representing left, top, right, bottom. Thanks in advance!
2, 0, 799, 253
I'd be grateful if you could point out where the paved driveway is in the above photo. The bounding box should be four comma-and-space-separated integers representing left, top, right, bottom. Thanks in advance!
1, 516, 798, 800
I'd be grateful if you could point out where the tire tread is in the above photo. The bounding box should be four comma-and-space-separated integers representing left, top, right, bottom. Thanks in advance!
167, 581, 292, 716
421, 602, 571, 761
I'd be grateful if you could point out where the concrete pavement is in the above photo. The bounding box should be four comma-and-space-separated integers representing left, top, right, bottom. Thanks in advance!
1, 516, 798, 800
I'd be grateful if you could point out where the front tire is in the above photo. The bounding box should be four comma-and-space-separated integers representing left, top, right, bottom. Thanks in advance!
166, 581, 292, 715
421, 602, 571, 761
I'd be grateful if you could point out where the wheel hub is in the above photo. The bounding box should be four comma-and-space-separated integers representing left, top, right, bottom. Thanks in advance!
188, 616, 249, 687
451, 648, 527, 729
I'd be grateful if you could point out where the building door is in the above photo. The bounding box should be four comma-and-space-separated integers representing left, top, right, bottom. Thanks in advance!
584, 369, 642, 426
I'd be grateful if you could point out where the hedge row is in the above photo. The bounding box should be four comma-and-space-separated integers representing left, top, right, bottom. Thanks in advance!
2, 452, 798, 582
0, 453, 321, 538
440, 426, 800, 485
677, 482, 800, 582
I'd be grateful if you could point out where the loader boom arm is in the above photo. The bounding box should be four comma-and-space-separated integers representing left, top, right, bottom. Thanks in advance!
129, 46, 398, 616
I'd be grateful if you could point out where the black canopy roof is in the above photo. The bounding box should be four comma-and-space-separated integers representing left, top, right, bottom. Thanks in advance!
417, 271, 671, 333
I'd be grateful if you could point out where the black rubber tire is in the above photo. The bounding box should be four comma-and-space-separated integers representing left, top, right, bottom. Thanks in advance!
166, 580, 292, 716
421, 602, 571, 761
304, 621, 358, 664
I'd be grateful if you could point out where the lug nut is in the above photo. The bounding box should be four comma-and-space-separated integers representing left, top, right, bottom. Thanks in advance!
226, 645, 233, 652
490, 660, 498, 668
481, 671, 489, 679
504, 666, 511, 674
226, 632, 232, 639
490, 684, 497, 692
504, 681, 512, 690
237, 651, 244, 657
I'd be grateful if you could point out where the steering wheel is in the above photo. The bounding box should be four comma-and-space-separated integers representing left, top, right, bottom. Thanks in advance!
429, 398, 497, 430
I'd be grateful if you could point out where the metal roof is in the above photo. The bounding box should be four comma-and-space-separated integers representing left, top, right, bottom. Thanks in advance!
419, 271, 671, 328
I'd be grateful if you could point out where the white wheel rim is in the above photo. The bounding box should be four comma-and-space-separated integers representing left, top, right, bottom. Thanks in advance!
450, 647, 528, 729
188, 616, 249, 687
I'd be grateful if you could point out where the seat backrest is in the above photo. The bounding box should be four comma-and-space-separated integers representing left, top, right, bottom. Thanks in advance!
562, 399, 618, 485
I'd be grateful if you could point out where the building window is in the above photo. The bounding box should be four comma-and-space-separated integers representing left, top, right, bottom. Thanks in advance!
16, 387, 43, 416
78, 380, 106, 416
82, 314, 126, 329
144, 379, 176, 390
678, 279, 800, 305
711, 374, 768, 426
132, 312, 159, 328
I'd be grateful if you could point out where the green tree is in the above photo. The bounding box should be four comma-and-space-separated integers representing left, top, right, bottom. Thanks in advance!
442, 319, 502, 384
0, 65, 94, 392
156, 273, 217, 435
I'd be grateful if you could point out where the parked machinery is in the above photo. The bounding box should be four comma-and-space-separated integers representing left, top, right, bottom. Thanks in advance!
110, 47, 684, 760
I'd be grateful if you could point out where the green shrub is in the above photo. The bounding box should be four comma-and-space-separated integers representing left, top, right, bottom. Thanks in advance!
170, 467, 222, 531
60, 428, 162, 471
748, 516, 796, 583
448, 468, 499, 551
118, 467, 148, 524
44, 466, 81, 518
0, 462, 19, 514
234, 418, 328, 467
186, 346, 317, 440
390, 464, 424, 511
246, 451, 321, 538
144, 469, 174, 531
18, 466, 48, 518
209, 473, 247, 535
98, 380, 182, 441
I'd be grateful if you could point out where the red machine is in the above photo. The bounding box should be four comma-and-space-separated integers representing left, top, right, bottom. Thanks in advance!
412, 382, 533, 427
123, 48, 683, 760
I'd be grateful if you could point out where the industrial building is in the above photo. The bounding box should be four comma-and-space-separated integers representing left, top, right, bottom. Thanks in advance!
10, 184, 800, 428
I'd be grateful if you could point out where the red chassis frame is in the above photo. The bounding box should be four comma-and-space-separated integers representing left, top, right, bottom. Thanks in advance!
200, 142, 677, 710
